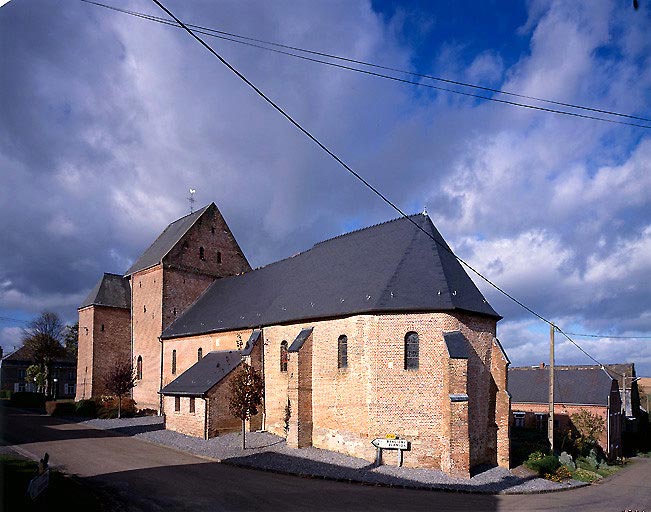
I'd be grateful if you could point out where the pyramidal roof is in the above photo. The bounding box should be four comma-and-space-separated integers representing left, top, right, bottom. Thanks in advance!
79, 273, 130, 310
125, 204, 212, 276
162, 213, 500, 339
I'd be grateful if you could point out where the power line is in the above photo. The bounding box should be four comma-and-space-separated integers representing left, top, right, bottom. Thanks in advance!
147, 0, 638, 378
564, 332, 651, 340
82, 0, 651, 130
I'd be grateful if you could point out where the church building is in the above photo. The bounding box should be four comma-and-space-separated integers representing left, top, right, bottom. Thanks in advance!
76, 203, 510, 477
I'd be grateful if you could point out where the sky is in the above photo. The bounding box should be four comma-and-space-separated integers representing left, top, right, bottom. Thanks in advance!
1, 0, 650, 376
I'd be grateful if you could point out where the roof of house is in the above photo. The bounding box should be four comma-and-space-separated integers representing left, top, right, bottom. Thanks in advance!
508, 366, 617, 406
125, 204, 212, 276
2, 345, 76, 365
162, 213, 500, 339
79, 273, 131, 310
160, 350, 241, 396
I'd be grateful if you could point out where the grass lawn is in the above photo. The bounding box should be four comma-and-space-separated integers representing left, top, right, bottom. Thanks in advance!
0, 454, 112, 511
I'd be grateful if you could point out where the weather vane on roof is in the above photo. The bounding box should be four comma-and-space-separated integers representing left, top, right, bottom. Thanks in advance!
188, 188, 196, 214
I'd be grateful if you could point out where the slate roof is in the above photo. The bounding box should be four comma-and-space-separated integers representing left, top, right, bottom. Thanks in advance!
79, 273, 131, 310
125, 204, 211, 276
508, 366, 617, 406
288, 328, 313, 353
160, 350, 241, 396
241, 330, 261, 356
2, 345, 76, 364
443, 331, 469, 359
162, 213, 500, 339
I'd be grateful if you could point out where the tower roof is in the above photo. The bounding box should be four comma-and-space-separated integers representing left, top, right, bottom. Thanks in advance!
79, 272, 131, 310
162, 213, 500, 339
125, 204, 212, 276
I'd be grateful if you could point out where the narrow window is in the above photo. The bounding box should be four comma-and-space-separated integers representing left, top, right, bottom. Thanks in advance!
338, 335, 348, 369
137, 356, 142, 380
217, 251, 222, 264
100, 324, 105, 332
199, 247, 205, 260
404, 331, 419, 370
173, 307, 177, 316
143, 305, 147, 313
280, 341, 288, 372
211, 226, 215, 234
172, 349, 177, 375
198, 347, 203, 361
174, 396, 180, 412
139, 281, 142, 288
189, 397, 195, 413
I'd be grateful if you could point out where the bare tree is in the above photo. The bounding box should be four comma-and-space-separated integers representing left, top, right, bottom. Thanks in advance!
22, 311, 65, 396
103, 359, 137, 418
228, 362, 264, 449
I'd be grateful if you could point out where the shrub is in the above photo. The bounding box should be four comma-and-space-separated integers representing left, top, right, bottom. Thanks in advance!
572, 467, 602, 482
0, 390, 11, 400
46, 400, 76, 417
98, 397, 136, 418
9, 392, 46, 409
75, 399, 98, 418
525, 454, 560, 476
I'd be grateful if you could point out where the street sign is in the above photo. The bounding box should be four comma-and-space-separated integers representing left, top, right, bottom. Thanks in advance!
371, 438, 409, 450
385, 433, 397, 439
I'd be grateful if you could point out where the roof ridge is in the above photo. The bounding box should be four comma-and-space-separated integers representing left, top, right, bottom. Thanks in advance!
312, 213, 425, 248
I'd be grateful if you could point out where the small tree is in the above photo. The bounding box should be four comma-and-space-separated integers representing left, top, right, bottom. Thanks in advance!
22, 311, 66, 396
103, 359, 137, 418
26, 364, 46, 393
228, 362, 264, 449
63, 322, 79, 357
571, 409, 605, 453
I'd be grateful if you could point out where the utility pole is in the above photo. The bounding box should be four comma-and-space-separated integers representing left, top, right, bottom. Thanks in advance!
548, 323, 555, 454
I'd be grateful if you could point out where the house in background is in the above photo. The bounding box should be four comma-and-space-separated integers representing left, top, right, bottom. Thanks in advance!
508, 364, 622, 458
1, 346, 77, 398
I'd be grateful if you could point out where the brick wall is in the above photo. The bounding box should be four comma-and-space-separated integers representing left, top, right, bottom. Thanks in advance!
131, 265, 164, 410
206, 370, 243, 437
164, 395, 206, 438
76, 306, 95, 400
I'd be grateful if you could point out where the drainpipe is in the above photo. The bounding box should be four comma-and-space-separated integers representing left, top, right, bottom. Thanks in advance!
159, 336, 164, 416
259, 326, 266, 432
204, 396, 209, 440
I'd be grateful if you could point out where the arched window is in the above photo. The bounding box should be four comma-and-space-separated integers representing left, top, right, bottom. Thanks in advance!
172, 349, 177, 375
136, 356, 142, 380
198, 347, 203, 361
217, 251, 222, 264
280, 341, 288, 372
338, 335, 348, 369
199, 247, 205, 260
404, 331, 419, 370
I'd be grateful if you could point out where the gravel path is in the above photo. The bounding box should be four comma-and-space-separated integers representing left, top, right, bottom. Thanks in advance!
78, 416, 587, 494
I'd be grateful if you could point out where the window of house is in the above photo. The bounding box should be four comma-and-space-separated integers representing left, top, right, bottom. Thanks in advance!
18, 369, 26, 379
139, 281, 142, 288
513, 412, 525, 428
137, 356, 142, 380
217, 251, 222, 264
198, 347, 203, 361
175, 396, 180, 412
404, 331, 419, 370
199, 247, 205, 260
100, 324, 104, 332
211, 226, 215, 235
338, 335, 348, 369
535, 413, 547, 431
189, 397, 195, 413
172, 350, 177, 375
68, 370, 74, 380
144, 305, 147, 313
280, 341, 288, 372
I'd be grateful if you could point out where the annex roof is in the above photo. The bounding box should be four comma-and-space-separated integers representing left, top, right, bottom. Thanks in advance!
508, 366, 617, 406
443, 331, 469, 359
288, 328, 313, 353
241, 330, 261, 356
125, 204, 211, 276
162, 213, 500, 339
160, 350, 241, 397
79, 273, 131, 310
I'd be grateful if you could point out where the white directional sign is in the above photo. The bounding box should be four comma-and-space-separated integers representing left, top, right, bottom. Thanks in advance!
371, 438, 409, 450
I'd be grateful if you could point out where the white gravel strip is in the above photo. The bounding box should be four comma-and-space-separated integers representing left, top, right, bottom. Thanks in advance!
78, 416, 587, 494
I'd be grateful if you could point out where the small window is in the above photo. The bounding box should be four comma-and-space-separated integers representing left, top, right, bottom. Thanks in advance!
404, 331, 419, 370
172, 349, 177, 375
199, 247, 205, 260
198, 347, 203, 361
217, 251, 222, 264
139, 281, 142, 288
189, 397, 195, 413
143, 305, 147, 314
211, 226, 215, 234
137, 356, 142, 380
68, 370, 74, 380
18, 369, 26, 379
173, 307, 177, 316
513, 412, 525, 428
338, 335, 348, 369
100, 324, 105, 332
85, 327, 88, 335
174, 396, 180, 412
280, 341, 288, 372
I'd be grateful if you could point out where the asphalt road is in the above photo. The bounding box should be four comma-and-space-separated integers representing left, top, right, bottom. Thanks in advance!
1, 407, 649, 511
